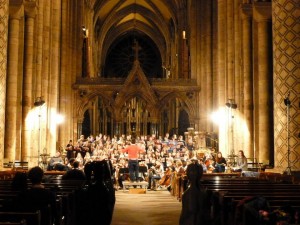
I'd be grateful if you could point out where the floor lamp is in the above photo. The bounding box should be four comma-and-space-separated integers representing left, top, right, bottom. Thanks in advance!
284, 92, 291, 175
34, 97, 45, 167
226, 100, 237, 166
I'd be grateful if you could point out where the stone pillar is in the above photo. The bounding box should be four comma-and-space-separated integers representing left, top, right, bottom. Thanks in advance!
59, 0, 68, 146
226, 0, 234, 100
47, 0, 61, 156
199, 0, 206, 130
273, 0, 300, 171
205, 0, 212, 133
5, 3, 23, 161
35, 0, 44, 99
217, 0, 228, 155
0, 0, 9, 168
253, 2, 272, 164
41, 0, 50, 157
241, 4, 254, 158
22, 2, 37, 162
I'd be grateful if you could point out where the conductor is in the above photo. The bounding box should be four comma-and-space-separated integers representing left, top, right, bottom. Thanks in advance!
122, 138, 145, 182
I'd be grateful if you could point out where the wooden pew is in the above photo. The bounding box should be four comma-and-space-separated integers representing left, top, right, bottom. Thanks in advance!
0, 175, 86, 225
0, 221, 26, 225
203, 178, 300, 225
0, 211, 41, 225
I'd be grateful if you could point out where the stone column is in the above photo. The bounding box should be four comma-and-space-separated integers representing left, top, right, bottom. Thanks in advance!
199, 0, 206, 130
22, 2, 37, 162
59, 0, 69, 146
41, 0, 50, 157
205, 1, 212, 133
217, 0, 228, 155
0, 0, 9, 168
253, 2, 272, 164
5, 2, 23, 161
273, 0, 300, 171
47, 0, 61, 156
35, 0, 44, 99
226, 0, 234, 100
241, 4, 254, 158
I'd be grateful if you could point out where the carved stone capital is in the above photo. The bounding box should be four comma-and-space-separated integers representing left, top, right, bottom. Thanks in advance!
240, 4, 253, 20
24, 0, 37, 18
9, 0, 24, 19
253, 2, 272, 22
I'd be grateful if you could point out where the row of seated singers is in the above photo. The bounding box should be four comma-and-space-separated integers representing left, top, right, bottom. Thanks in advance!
114, 157, 187, 191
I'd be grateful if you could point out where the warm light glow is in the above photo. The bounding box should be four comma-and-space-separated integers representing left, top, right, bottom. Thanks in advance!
182, 30, 186, 39
211, 108, 227, 125
55, 114, 65, 125
25, 104, 47, 130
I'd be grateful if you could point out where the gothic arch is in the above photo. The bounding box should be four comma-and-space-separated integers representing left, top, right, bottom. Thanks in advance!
159, 92, 196, 120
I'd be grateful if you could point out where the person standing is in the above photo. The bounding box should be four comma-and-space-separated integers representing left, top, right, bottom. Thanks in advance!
179, 162, 210, 225
65, 139, 74, 160
122, 138, 145, 182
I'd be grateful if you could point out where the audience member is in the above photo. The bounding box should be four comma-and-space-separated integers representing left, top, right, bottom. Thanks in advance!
11, 171, 27, 191
77, 160, 115, 225
179, 162, 210, 225
16, 166, 57, 225
62, 161, 86, 180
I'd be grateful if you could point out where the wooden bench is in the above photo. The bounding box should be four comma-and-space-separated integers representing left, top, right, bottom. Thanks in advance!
0, 221, 26, 225
0, 176, 86, 225
0, 211, 41, 225
202, 179, 300, 225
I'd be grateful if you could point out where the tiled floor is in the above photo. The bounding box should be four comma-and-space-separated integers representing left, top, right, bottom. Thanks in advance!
111, 189, 182, 225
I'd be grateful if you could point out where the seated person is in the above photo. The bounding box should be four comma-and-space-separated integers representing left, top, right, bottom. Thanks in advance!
232, 150, 248, 172
16, 166, 57, 225
213, 152, 227, 173
148, 161, 164, 190
62, 161, 86, 180
47, 151, 67, 171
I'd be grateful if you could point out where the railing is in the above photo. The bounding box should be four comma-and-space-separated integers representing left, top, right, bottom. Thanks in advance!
74, 77, 198, 86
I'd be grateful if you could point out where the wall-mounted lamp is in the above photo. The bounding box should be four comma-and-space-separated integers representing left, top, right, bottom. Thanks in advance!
34, 97, 45, 107
182, 30, 186, 39
82, 25, 88, 38
225, 100, 237, 109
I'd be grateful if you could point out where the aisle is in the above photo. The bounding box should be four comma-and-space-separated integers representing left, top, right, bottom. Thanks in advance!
111, 190, 182, 225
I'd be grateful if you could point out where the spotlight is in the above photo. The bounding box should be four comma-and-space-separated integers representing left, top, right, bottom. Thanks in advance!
225, 102, 237, 109
82, 25, 87, 38
34, 97, 45, 107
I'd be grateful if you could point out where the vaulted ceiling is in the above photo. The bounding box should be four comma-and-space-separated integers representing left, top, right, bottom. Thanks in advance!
85, 0, 187, 78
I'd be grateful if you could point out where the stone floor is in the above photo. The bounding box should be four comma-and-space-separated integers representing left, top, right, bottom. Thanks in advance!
111, 189, 182, 225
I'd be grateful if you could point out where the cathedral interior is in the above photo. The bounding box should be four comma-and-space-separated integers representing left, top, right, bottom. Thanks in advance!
0, 0, 299, 172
